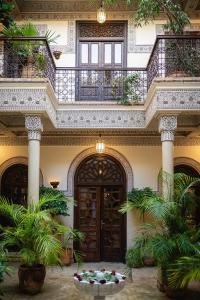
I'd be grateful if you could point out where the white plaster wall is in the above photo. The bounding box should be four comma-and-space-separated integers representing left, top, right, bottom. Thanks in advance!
0, 145, 200, 248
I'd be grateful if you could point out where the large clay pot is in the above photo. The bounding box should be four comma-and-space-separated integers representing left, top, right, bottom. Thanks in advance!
60, 248, 72, 266
18, 264, 46, 294
164, 285, 186, 299
143, 256, 156, 267
157, 268, 186, 298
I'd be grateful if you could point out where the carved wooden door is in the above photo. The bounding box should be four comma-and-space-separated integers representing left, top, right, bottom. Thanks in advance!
77, 186, 101, 262
101, 186, 124, 261
75, 155, 126, 262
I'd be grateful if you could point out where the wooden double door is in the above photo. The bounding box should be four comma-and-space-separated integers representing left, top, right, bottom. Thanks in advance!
78, 41, 124, 101
74, 154, 126, 262
76, 185, 125, 262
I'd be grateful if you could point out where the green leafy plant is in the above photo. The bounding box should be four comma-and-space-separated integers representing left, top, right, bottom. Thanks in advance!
0, 195, 67, 266
1, 22, 59, 74
168, 246, 200, 288
106, 0, 190, 34
40, 186, 70, 216
62, 228, 85, 269
126, 246, 144, 269
120, 173, 200, 294
120, 187, 156, 219
112, 73, 141, 105
0, 246, 12, 296
0, 1, 15, 28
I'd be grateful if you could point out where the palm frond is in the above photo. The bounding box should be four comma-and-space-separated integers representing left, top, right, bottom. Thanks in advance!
0, 197, 25, 224
168, 255, 200, 288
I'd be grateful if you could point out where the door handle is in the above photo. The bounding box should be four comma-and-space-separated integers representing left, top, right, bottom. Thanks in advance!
101, 220, 105, 230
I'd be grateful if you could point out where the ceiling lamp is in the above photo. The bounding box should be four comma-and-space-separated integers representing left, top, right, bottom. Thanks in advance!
96, 134, 105, 154
97, 1, 106, 24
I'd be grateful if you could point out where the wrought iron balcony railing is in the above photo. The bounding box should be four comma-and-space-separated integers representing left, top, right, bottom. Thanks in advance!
0, 36, 200, 103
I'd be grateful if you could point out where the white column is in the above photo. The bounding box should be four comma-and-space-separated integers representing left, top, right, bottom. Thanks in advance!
159, 115, 177, 200
25, 115, 43, 204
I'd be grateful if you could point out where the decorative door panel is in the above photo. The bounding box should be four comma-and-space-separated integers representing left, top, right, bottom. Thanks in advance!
101, 186, 124, 261
77, 186, 101, 262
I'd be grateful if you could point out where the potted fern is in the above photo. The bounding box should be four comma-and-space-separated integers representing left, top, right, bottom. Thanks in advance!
0, 194, 67, 294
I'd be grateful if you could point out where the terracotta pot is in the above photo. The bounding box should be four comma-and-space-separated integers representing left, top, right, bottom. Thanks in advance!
164, 285, 186, 299
157, 268, 186, 298
60, 248, 73, 266
171, 71, 190, 77
143, 256, 156, 267
18, 264, 46, 294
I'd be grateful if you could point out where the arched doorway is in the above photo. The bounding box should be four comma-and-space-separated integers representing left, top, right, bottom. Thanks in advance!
74, 154, 126, 262
1, 164, 28, 206
175, 163, 200, 225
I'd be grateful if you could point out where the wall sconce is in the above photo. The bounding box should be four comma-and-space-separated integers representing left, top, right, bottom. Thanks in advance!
53, 50, 62, 60
96, 134, 105, 154
50, 181, 60, 189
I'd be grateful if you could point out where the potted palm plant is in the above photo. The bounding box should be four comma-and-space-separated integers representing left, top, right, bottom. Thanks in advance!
120, 173, 200, 298
1, 22, 59, 77
60, 228, 84, 266
0, 194, 67, 294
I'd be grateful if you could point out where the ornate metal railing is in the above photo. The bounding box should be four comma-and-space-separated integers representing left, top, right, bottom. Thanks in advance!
0, 36, 200, 103
55, 67, 147, 102
0, 37, 56, 88
147, 35, 200, 88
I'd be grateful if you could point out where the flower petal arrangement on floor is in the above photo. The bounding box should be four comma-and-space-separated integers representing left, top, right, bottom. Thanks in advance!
74, 269, 126, 299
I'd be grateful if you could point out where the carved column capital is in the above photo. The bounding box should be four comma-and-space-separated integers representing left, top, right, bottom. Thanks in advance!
25, 115, 43, 141
159, 115, 177, 142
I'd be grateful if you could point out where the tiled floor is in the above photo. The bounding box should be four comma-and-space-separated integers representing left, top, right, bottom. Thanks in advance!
1, 263, 200, 300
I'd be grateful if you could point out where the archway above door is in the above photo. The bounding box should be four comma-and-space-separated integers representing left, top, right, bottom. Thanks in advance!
66, 147, 133, 196
174, 157, 200, 175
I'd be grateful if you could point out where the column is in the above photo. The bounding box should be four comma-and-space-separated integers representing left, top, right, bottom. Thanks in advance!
25, 115, 43, 204
159, 115, 177, 200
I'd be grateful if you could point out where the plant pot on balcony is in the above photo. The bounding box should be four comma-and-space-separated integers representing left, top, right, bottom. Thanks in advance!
21, 55, 41, 78
60, 247, 73, 266
18, 264, 46, 295
170, 70, 190, 78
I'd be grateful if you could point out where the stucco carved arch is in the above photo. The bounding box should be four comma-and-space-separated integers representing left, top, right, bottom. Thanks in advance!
0, 156, 43, 193
174, 157, 200, 175
66, 147, 134, 196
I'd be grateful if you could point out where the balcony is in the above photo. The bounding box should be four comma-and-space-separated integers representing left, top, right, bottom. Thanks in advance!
0, 35, 200, 104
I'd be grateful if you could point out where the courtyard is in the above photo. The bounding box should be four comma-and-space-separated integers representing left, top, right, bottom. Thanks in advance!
1, 263, 200, 300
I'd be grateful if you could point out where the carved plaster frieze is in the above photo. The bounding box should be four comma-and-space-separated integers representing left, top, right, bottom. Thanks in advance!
145, 87, 200, 127
56, 110, 145, 129
0, 88, 57, 125
0, 135, 200, 146
156, 90, 200, 109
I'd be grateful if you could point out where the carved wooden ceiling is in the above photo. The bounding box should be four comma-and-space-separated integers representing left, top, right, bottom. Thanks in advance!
11, 0, 200, 14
